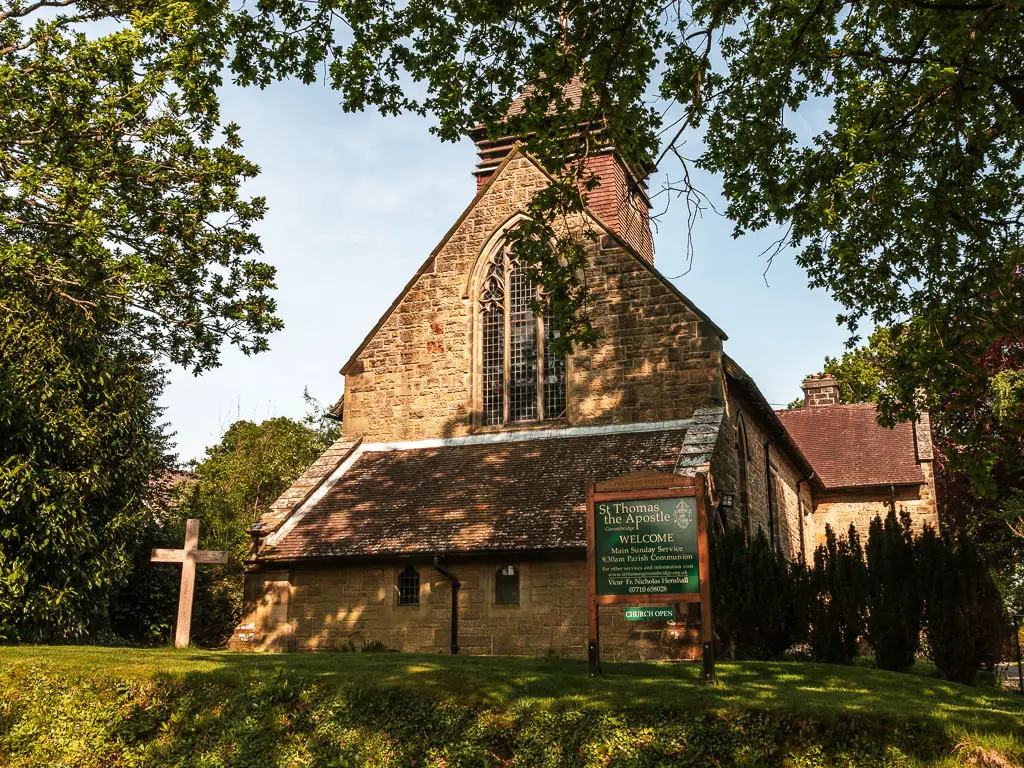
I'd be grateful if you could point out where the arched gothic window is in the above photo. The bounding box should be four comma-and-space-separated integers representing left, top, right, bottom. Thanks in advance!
397, 565, 420, 606
480, 246, 567, 426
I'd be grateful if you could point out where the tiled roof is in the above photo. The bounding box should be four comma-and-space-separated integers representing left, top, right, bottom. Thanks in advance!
252, 436, 362, 535
505, 75, 586, 117
259, 428, 694, 561
776, 403, 925, 489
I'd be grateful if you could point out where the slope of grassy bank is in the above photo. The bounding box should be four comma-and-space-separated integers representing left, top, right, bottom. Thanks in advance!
0, 646, 1020, 767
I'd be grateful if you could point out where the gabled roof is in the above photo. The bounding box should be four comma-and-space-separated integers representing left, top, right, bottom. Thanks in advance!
257, 425, 700, 562
339, 145, 725, 375
776, 403, 925, 490
339, 147, 525, 375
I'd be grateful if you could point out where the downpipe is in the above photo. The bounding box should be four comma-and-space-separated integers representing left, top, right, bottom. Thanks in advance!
433, 557, 460, 655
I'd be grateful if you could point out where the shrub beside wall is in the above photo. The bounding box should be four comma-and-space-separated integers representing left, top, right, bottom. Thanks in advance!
865, 511, 921, 672
808, 524, 868, 665
711, 527, 808, 660
711, 512, 1008, 683
918, 527, 1008, 684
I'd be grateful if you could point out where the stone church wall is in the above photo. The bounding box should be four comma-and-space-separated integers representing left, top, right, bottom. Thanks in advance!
709, 388, 812, 561
232, 557, 702, 661
341, 153, 723, 443
808, 462, 939, 548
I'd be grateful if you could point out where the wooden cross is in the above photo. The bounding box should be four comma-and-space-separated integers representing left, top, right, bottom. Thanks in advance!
151, 519, 229, 649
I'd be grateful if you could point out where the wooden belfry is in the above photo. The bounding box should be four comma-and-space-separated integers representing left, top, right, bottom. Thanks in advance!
151, 519, 229, 648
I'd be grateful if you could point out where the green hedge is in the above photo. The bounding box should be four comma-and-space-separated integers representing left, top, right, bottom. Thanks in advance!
1, 650, 1022, 768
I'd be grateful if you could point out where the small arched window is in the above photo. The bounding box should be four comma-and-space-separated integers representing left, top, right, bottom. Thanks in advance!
495, 564, 520, 605
480, 246, 567, 426
397, 565, 420, 606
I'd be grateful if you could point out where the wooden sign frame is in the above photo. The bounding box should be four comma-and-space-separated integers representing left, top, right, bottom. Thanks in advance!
586, 472, 714, 681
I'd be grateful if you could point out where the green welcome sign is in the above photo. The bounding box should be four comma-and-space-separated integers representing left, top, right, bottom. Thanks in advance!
586, 474, 714, 681
593, 496, 700, 596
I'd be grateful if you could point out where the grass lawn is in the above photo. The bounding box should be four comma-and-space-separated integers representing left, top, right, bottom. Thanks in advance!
1, 646, 1022, 767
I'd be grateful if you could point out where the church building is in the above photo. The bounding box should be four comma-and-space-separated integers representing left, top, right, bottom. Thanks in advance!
230, 99, 939, 658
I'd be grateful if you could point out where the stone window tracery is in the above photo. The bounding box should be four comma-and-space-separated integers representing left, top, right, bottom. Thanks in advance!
480, 246, 567, 426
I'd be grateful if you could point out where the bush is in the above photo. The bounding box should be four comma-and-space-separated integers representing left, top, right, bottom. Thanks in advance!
808, 524, 868, 664
865, 510, 921, 671
711, 527, 809, 660
918, 527, 1009, 684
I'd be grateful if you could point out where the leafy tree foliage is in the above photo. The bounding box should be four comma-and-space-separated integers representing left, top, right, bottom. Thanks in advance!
2, 0, 283, 640
190, 413, 339, 564
0, 288, 169, 640
865, 511, 921, 672
817, 326, 1022, 504
220, 0, 1024, 397
2, 0, 280, 371
113, 412, 338, 646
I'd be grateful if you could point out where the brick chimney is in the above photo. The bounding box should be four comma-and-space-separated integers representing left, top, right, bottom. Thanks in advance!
469, 78, 654, 265
801, 374, 841, 407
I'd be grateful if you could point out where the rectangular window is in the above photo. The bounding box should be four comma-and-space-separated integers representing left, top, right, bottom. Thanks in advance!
495, 564, 520, 605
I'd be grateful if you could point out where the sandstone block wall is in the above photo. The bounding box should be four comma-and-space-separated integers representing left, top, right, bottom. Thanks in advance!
809, 462, 940, 547
710, 388, 812, 561
231, 557, 702, 661
341, 152, 722, 443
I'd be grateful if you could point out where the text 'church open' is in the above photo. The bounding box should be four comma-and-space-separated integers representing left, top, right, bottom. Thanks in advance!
230, 85, 939, 659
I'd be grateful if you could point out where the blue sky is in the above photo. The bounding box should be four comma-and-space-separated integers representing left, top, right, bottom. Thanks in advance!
160, 79, 851, 464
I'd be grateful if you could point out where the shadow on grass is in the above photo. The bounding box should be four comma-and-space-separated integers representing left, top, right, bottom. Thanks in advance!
2, 647, 1022, 767
161, 650, 1024, 731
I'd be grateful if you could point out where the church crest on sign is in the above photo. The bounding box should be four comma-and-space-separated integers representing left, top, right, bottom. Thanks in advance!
674, 500, 694, 530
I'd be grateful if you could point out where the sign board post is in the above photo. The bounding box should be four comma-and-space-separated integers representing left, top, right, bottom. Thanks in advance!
586, 472, 714, 681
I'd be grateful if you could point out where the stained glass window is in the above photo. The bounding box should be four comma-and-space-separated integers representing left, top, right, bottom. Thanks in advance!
479, 247, 566, 425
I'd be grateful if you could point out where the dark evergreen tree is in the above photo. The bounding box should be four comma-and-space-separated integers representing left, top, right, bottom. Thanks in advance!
918, 527, 1009, 684
710, 527, 809, 660
808, 525, 868, 664
865, 510, 921, 671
